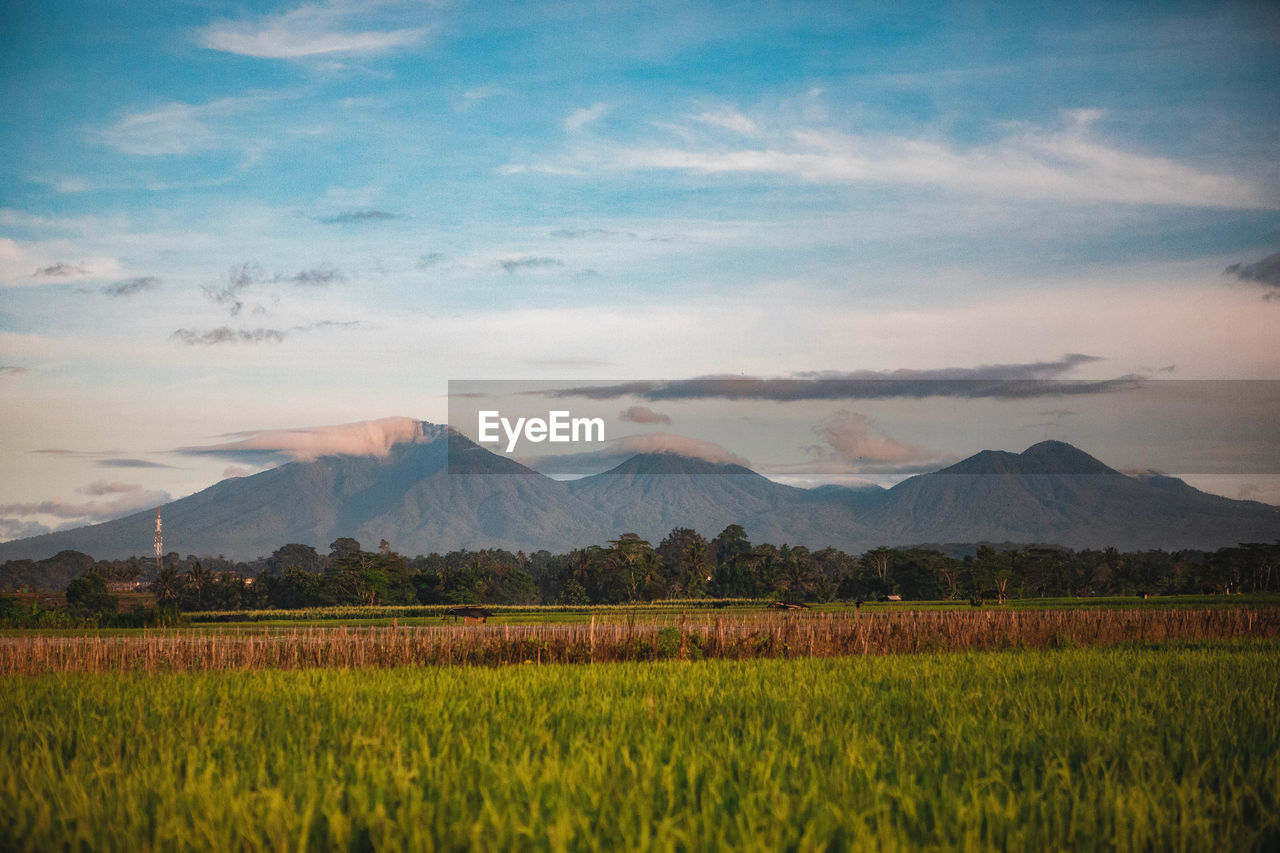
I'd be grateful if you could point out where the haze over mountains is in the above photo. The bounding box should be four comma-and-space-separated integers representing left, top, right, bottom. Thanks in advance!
1, 423, 1277, 563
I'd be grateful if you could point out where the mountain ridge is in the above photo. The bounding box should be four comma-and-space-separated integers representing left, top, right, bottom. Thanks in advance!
1, 428, 1277, 564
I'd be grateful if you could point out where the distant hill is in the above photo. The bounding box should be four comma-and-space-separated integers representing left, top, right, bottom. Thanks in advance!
565, 452, 875, 548
859, 441, 1280, 551
1, 430, 1277, 573
0, 427, 612, 562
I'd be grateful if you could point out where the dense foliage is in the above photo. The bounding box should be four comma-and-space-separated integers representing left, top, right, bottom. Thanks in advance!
3, 527, 1278, 613
3, 642, 1277, 850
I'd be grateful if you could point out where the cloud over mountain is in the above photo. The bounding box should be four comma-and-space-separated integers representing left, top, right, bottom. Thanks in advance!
177, 417, 431, 465
523, 431, 749, 476
805, 411, 941, 472
619, 405, 671, 424
0, 481, 170, 526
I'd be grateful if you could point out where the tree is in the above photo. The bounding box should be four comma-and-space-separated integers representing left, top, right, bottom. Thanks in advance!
774, 546, 816, 602
181, 562, 211, 610
268, 566, 327, 609
268, 543, 322, 575
658, 528, 710, 598
149, 566, 183, 606
329, 537, 362, 562
66, 572, 117, 615
711, 525, 751, 568
557, 578, 589, 605
608, 534, 662, 602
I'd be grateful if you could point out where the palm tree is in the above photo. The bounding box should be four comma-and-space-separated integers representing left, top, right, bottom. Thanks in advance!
184, 562, 210, 609
149, 566, 182, 605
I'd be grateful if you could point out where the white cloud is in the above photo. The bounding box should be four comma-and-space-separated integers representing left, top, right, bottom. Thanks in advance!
0, 238, 126, 286
619, 405, 671, 425
96, 102, 221, 156
557, 108, 1277, 209
564, 103, 610, 133
179, 416, 430, 462
93, 94, 286, 157
498, 163, 583, 176
0, 482, 170, 523
804, 411, 941, 471
198, 5, 427, 59
522, 431, 751, 475
693, 108, 761, 137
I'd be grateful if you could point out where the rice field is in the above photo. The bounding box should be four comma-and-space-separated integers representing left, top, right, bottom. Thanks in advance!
2, 641, 1278, 851
176, 593, 1280, 627
1, 606, 1276, 674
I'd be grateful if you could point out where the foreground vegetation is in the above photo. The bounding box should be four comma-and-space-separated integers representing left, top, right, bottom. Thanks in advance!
3, 641, 1277, 851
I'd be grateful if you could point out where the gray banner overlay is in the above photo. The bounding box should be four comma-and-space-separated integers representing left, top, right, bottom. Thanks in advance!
448, 379, 1280, 480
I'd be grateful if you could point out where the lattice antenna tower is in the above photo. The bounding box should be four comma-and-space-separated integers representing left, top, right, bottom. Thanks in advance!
154, 507, 163, 572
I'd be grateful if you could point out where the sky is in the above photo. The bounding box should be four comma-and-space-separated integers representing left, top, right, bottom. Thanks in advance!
1, 0, 1279, 540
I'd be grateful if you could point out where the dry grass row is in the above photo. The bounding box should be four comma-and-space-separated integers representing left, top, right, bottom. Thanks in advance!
3, 607, 1277, 674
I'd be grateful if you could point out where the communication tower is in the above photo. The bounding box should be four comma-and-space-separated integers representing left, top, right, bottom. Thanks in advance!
154, 507, 163, 572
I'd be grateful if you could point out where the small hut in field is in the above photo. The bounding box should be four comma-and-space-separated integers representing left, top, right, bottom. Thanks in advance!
445, 606, 492, 624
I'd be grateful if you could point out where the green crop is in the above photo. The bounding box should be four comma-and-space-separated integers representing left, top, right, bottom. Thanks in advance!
3, 640, 1278, 851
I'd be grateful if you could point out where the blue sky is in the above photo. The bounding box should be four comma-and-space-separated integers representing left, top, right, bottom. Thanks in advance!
1, 0, 1279, 539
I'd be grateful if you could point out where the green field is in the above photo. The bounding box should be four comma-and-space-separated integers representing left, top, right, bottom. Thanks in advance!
4, 640, 1278, 851
173, 592, 1280, 629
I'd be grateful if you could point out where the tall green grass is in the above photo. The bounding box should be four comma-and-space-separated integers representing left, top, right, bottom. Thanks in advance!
3, 641, 1278, 850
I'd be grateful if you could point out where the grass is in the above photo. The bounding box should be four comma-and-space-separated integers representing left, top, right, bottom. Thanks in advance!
2, 640, 1277, 851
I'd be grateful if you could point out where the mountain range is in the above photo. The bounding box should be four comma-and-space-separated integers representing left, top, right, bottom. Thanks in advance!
1, 423, 1277, 564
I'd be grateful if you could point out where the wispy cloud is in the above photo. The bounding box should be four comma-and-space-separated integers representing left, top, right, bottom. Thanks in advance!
96, 459, 177, 469
169, 320, 359, 346
531, 355, 1140, 402
202, 263, 259, 316
197, 263, 342, 318
29, 448, 176, 469
497, 256, 563, 274
198, 4, 428, 59
462, 85, 506, 104
0, 482, 170, 523
692, 107, 761, 137
1224, 251, 1280, 299
0, 517, 52, 541
1, 241, 124, 285
33, 262, 88, 278
550, 227, 636, 240
565, 103, 610, 133
320, 210, 399, 224
102, 276, 160, 297
171, 327, 286, 346
528, 107, 1276, 209
94, 94, 282, 157
498, 163, 582, 176
281, 267, 344, 285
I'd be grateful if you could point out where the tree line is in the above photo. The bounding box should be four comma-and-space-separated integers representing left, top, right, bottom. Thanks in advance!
2, 526, 1277, 621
